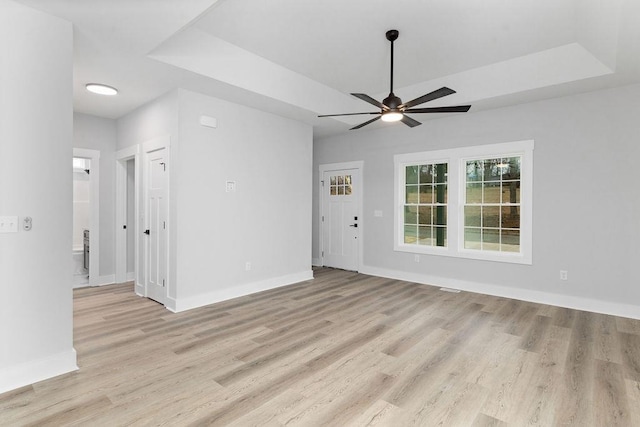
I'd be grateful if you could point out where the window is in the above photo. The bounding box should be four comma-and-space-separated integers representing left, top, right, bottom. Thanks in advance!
464, 157, 521, 253
403, 163, 448, 247
330, 174, 352, 195
395, 140, 533, 264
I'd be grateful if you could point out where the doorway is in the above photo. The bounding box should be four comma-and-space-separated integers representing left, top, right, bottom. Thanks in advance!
115, 136, 170, 306
73, 148, 100, 287
319, 161, 363, 271
115, 145, 140, 292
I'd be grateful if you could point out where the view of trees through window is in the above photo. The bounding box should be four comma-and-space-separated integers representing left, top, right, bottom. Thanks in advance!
403, 163, 448, 247
464, 157, 521, 252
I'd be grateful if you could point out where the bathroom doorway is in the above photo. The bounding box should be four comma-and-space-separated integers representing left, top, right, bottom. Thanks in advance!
72, 157, 90, 286
73, 148, 100, 287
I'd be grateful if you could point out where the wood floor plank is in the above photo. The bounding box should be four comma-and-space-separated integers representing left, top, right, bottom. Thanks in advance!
625, 379, 640, 426
593, 359, 631, 426
553, 322, 596, 425
1, 268, 639, 426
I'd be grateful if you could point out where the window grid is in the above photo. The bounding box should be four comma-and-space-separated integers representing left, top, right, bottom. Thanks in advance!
463, 157, 521, 253
329, 175, 352, 196
403, 163, 448, 247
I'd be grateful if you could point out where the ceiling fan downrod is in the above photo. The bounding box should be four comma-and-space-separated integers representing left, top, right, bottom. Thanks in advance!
387, 29, 398, 96
384, 30, 402, 110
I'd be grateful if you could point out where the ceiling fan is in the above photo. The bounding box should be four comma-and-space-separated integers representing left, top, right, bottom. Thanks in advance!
319, 29, 471, 130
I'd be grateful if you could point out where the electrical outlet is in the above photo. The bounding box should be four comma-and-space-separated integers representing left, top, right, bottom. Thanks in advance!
414, 254, 420, 263
245, 262, 251, 271
560, 270, 568, 281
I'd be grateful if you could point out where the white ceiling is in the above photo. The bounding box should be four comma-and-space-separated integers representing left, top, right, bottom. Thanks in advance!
15, 0, 640, 137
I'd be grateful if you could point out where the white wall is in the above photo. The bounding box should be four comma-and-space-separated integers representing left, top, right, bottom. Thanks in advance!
116, 88, 313, 311
174, 89, 313, 310
117, 90, 179, 151
117, 89, 179, 295
314, 83, 640, 319
0, 0, 76, 393
73, 113, 117, 282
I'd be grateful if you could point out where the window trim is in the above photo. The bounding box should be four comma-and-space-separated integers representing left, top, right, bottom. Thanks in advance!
394, 140, 533, 264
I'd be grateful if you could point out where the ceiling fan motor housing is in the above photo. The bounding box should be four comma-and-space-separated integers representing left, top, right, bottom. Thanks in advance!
383, 93, 402, 110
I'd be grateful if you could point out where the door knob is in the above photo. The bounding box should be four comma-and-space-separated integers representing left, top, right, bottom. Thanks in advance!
144, 229, 150, 235
349, 223, 358, 228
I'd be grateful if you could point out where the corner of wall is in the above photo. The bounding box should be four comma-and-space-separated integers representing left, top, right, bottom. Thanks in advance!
172, 270, 314, 313
0, 349, 78, 395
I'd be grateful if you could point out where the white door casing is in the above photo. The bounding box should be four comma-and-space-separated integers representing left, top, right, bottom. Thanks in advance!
115, 145, 140, 287
320, 162, 363, 271
144, 146, 168, 305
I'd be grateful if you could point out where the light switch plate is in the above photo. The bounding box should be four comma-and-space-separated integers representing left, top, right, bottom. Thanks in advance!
0, 216, 19, 233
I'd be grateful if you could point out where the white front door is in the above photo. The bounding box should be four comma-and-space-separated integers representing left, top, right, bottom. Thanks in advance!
144, 148, 167, 304
322, 167, 361, 271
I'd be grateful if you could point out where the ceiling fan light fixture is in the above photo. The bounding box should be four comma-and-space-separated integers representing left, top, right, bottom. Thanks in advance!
86, 83, 118, 96
381, 111, 403, 122
317, 29, 471, 130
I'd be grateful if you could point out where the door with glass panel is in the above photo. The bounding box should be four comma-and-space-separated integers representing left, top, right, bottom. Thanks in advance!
322, 168, 360, 271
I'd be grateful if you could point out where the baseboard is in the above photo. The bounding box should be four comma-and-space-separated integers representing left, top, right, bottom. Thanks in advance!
172, 270, 315, 313
311, 258, 322, 267
360, 265, 640, 320
74, 274, 116, 289
0, 348, 78, 395
126, 272, 135, 281
91, 274, 115, 287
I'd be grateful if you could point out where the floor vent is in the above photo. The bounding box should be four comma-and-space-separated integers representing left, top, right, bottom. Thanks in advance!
439, 287, 461, 293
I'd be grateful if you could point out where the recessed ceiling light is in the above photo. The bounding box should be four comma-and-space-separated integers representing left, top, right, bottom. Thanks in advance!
85, 83, 118, 96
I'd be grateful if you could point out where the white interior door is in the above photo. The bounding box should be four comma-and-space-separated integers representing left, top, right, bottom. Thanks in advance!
322, 167, 361, 271
144, 148, 167, 304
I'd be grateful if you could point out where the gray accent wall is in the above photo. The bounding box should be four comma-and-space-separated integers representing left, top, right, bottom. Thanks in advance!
314, 83, 640, 315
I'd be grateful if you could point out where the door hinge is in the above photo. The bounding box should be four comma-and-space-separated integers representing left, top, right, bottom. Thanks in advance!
321, 180, 324, 187
322, 251, 324, 257
163, 221, 166, 230
322, 216, 324, 222
162, 279, 165, 287
160, 162, 166, 171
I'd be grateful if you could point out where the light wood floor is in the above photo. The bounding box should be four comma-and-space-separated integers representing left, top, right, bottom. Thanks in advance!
2, 268, 640, 426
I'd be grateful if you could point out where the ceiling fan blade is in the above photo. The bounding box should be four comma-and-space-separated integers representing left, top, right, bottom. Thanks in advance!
350, 116, 381, 130
400, 87, 456, 109
405, 105, 471, 114
351, 93, 388, 110
318, 112, 379, 117
401, 115, 421, 128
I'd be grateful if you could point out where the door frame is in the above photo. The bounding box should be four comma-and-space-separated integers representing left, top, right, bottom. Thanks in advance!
73, 148, 100, 287
115, 144, 140, 289
319, 161, 364, 271
115, 135, 170, 304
